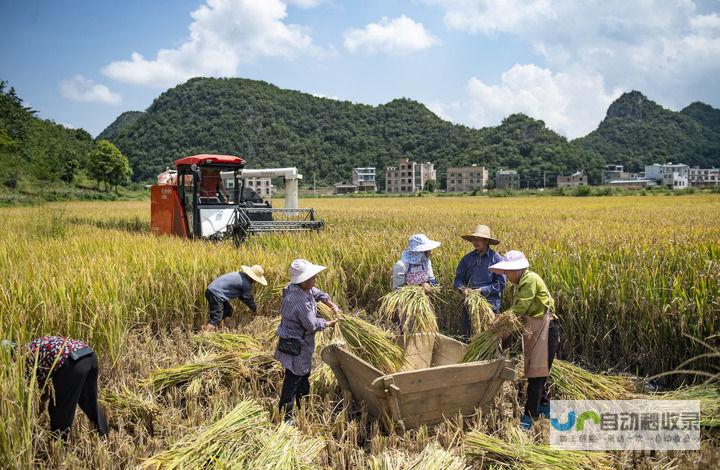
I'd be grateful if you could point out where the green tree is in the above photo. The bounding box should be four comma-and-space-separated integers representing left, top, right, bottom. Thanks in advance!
87, 140, 131, 192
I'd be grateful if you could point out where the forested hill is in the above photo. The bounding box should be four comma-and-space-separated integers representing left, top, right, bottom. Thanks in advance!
101, 77, 602, 185
574, 91, 720, 172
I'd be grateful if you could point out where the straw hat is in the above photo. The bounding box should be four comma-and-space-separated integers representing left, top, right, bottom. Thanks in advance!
289, 259, 326, 284
407, 233, 441, 252
241, 264, 268, 286
461, 224, 500, 245
489, 250, 529, 271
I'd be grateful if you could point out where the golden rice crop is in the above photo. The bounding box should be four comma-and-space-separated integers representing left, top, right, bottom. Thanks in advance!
141, 351, 251, 392
462, 312, 522, 363
549, 360, 636, 400
464, 289, 495, 335
377, 285, 439, 337
192, 332, 262, 354
654, 384, 720, 427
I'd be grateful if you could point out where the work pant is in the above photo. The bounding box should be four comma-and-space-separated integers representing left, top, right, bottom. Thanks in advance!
49, 353, 109, 438
525, 319, 560, 418
278, 369, 310, 419
206, 289, 233, 326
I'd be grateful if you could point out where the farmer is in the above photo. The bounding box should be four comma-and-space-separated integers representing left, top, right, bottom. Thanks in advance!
202, 265, 267, 332
453, 224, 506, 339
274, 259, 339, 421
489, 250, 559, 430
2, 336, 109, 439
391, 233, 441, 292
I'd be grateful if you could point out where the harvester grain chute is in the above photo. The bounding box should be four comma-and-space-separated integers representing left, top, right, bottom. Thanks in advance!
150, 154, 323, 242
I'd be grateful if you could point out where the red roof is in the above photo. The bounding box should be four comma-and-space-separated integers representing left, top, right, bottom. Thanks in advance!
174, 154, 246, 166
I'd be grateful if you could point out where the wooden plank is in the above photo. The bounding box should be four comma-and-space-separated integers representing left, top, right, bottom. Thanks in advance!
331, 346, 384, 416
431, 335, 466, 366
388, 359, 511, 395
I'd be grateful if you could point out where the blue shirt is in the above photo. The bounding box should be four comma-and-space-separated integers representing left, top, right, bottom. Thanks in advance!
274, 284, 330, 376
452, 249, 506, 313
207, 272, 256, 310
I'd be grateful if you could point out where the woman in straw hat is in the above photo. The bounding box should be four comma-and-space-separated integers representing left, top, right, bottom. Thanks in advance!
392, 233, 441, 293
453, 224, 506, 340
275, 259, 340, 421
489, 250, 559, 430
201, 264, 268, 332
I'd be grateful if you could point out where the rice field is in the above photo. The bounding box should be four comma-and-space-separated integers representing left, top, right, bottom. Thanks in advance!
1, 194, 719, 468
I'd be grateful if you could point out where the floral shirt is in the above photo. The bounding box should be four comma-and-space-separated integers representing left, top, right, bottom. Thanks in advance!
25, 336, 89, 386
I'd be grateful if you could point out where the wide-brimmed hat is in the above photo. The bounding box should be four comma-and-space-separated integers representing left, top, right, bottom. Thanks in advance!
489, 250, 529, 271
407, 233, 441, 252
461, 224, 500, 245
289, 259, 326, 284
241, 264, 268, 286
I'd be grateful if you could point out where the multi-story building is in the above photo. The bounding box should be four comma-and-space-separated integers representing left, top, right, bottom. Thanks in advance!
352, 167, 377, 192
385, 158, 436, 193
243, 177, 275, 198
447, 164, 488, 192
495, 170, 520, 190
645, 163, 689, 190
556, 171, 588, 188
603, 164, 625, 184
688, 167, 720, 187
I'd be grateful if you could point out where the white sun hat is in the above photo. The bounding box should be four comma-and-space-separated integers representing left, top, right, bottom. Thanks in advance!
289, 258, 327, 284
241, 264, 268, 286
489, 250, 530, 271
407, 233, 441, 252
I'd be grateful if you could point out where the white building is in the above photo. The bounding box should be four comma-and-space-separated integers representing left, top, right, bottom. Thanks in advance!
385, 158, 436, 193
688, 167, 720, 187
352, 167, 377, 192
644, 163, 689, 190
243, 177, 275, 198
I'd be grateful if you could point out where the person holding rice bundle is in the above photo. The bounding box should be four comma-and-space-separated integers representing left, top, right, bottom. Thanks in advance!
275, 259, 339, 422
453, 224, 506, 340
488, 250, 559, 430
391, 233, 441, 292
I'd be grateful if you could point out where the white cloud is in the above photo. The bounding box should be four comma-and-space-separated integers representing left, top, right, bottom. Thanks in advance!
344, 15, 439, 55
59, 75, 121, 105
102, 0, 325, 88
434, 64, 621, 139
424, 0, 720, 134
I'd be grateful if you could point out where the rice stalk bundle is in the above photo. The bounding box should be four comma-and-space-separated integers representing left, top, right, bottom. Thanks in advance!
377, 285, 439, 337
318, 303, 405, 374
462, 312, 522, 363
248, 422, 324, 469
464, 289, 495, 335
310, 363, 337, 396
100, 385, 159, 421
141, 351, 250, 392
367, 445, 466, 470
549, 360, 635, 400
192, 332, 261, 355
655, 384, 720, 427
464, 431, 612, 469
140, 400, 266, 469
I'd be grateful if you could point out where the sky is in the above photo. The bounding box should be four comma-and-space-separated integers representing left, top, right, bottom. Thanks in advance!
1, 0, 719, 139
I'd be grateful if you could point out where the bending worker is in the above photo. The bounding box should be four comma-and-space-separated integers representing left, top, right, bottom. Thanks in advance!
275, 259, 339, 422
489, 250, 559, 430
453, 224, 506, 339
392, 233, 441, 292
3, 336, 108, 439
202, 264, 267, 332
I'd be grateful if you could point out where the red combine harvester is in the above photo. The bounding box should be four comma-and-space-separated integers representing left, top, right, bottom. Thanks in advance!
150, 154, 323, 242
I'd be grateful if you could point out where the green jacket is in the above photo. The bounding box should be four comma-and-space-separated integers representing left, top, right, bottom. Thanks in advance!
510, 270, 555, 318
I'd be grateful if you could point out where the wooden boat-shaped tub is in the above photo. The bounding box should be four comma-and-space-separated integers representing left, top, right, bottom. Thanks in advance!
321, 333, 517, 429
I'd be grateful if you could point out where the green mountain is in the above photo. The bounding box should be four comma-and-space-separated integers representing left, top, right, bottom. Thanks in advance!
574, 91, 720, 172
101, 77, 600, 186
0, 80, 94, 189
97, 111, 143, 142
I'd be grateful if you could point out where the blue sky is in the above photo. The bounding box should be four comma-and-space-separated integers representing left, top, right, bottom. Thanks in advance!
2, 0, 719, 138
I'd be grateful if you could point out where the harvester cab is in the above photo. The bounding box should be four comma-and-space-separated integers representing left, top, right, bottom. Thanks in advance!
150, 154, 323, 242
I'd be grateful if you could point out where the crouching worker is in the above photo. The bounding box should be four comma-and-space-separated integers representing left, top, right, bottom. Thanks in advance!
275, 259, 339, 422
488, 251, 559, 430
202, 264, 267, 332
2, 336, 109, 439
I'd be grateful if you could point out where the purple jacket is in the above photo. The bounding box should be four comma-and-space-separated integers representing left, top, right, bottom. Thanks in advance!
274, 283, 330, 375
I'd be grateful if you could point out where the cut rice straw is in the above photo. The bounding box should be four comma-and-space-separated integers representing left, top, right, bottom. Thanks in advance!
141, 351, 250, 392
464, 289, 495, 335
192, 332, 262, 354
464, 430, 612, 469
377, 285, 439, 337
653, 383, 719, 427
549, 360, 635, 400
462, 312, 522, 363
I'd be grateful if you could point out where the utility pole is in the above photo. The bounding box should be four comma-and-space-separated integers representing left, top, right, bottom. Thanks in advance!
313, 172, 316, 196
543, 171, 546, 190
